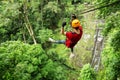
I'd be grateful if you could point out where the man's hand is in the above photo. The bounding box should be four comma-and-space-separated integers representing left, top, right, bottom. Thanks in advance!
62, 22, 66, 27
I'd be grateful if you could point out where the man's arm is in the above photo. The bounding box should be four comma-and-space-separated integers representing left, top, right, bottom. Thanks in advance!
60, 22, 66, 35
60, 27, 66, 35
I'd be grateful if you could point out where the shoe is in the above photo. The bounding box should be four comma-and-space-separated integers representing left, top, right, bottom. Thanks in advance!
69, 53, 75, 59
49, 38, 55, 42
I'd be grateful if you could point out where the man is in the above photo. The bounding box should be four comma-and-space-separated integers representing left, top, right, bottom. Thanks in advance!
49, 19, 83, 58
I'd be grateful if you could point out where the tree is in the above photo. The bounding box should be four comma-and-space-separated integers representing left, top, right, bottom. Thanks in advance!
78, 63, 96, 80
94, 0, 120, 79
0, 41, 67, 80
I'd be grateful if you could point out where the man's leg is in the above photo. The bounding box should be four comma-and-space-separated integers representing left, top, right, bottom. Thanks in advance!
69, 47, 75, 58
71, 47, 74, 53
55, 40, 65, 44
49, 38, 65, 44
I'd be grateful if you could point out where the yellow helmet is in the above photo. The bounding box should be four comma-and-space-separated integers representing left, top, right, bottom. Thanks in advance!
72, 19, 80, 28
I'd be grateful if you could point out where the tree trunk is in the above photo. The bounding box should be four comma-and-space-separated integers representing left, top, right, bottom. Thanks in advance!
23, 0, 37, 44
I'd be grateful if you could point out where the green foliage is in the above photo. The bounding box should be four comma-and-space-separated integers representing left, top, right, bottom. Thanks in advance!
94, 0, 120, 79
78, 64, 96, 80
102, 12, 120, 36
0, 0, 97, 80
94, 0, 119, 18
101, 45, 120, 80
0, 0, 69, 44
100, 22, 120, 80
98, 11, 120, 80
94, 0, 120, 18
0, 41, 67, 80
110, 29, 120, 51
43, 1, 61, 29
0, 1, 21, 42
38, 29, 53, 43
96, 70, 106, 80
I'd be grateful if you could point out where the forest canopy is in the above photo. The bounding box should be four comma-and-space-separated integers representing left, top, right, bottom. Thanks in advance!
0, 0, 120, 80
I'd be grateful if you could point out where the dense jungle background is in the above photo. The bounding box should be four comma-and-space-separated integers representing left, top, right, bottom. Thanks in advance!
0, 0, 120, 80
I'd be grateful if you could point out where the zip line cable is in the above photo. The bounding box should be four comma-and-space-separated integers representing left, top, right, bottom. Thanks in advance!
78, 1, 110, 11
65, 0, 118, 10
79, 0, 120, 14
64, 0, 120, 14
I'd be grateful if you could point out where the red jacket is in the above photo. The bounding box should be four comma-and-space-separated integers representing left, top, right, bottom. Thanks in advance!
65, 26, 83, 48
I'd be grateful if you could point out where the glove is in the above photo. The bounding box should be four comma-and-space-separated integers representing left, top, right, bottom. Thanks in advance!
62, 22, 66, 27
71, 14, 77, 19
